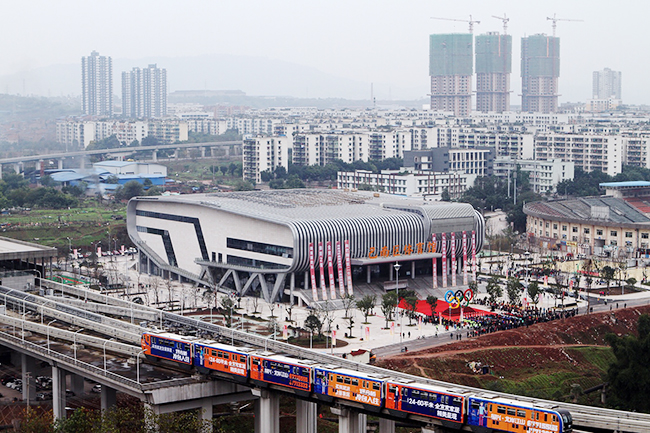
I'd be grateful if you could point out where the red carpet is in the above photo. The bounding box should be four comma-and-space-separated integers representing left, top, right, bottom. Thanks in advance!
398, 299, 494, 322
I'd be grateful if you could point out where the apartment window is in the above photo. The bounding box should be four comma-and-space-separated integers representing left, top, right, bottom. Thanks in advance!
562, 225, 567, 231
610, 230, 617, 237
642, 233, 649, 239
611, 240, 617, 246
596, 229, 603, 236
553, 224, 558, 230
625, 232, 633, 238
572, 227, 578, 233
572, 236, 578, 241
545, 222, 549, 228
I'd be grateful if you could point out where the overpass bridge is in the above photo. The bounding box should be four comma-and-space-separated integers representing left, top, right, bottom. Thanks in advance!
0, 141, 242, 176
0, 280, 647, 433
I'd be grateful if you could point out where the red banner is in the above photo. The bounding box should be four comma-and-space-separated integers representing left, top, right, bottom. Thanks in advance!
451, 232, 457, 287
319, 242, 327, 300
462, 231, 468, 285
336, 241, 345, 297
309, 243, 318, 301
345, 240, 353, 296
327, 241, 336, 299
432, 233, 437, 289
472, 230, 477, 282
442, 233, 447, 288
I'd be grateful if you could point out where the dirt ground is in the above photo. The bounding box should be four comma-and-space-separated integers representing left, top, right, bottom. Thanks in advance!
378, 305, 650, 401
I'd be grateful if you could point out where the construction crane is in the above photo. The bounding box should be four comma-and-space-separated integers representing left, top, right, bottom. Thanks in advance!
431, 15, 480, 34
492, 13, 509, 34
546, 13, 583, 37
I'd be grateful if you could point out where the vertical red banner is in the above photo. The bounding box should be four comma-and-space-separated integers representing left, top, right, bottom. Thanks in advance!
432, 233, 438, 289
472, 230, 477, 282
327, 241, 336, 299
319, 242, 327, 300
309, 242, 318, 301
462, 231, 468, 285
336, 241, 345, 297
442, 233, 447, 288
451, 232, 457, 287
345, 240, 353, 296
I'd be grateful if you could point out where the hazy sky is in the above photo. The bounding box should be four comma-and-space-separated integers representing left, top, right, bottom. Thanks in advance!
2, 0, 648, 103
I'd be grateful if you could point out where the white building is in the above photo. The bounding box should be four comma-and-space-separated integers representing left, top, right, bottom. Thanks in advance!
533, 134, 622, 176
94, 161, 167, 176
82, 51, 113, 117
122, 64, 167, 118
242, 136, 289, 184
493, 158, 574, 194
337, 168, 476, 199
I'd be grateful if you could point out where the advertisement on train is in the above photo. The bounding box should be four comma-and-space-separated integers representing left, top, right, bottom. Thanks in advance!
142, 333, 192, 365
251, 356, 311, 391
314, 369, 382, 407
194, 344, 248, 377
386, 383, 464, 424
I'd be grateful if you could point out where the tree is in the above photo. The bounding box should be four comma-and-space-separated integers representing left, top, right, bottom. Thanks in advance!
342, 294, 356, 319
426, 295, 438, 320
219, 296, 235, 327
601, 265, 616, 296
381, 291, 398, 329
441, 188, 451, 201
605, 314, 650, 412
345, 315, 355, 338
404, 295, 418, 326
356, 295, 376, 323
527, 280, 541, 306
115, 180, 144, 201
506, 277, 522, 306
233, 180, 254, 191
305, 311, 323, 338
486, 276, 503, 305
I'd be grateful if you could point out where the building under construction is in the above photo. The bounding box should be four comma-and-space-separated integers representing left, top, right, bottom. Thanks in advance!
521, 34, 560, 113
475, 32, 512, 113
429, 34, 473, 117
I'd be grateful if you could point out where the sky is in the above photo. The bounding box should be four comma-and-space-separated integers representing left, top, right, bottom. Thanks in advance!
1, 0, 648, 104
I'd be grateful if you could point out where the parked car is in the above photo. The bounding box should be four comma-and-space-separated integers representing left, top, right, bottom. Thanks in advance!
65, 389, 75, 397
36, 392, 52, 401
91, 384, 101, 393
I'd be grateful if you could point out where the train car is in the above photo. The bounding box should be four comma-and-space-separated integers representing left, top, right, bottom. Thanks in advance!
466, 394, 572, 433
385, 380, 466, 429
193, 341, 252, 382
249, 353, 314, 395
141, 332, 194, 366
313, 367, 386, 411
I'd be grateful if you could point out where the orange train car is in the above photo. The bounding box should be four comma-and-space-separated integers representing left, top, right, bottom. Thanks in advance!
313, 367, 385, 411
193, 341, 252, 382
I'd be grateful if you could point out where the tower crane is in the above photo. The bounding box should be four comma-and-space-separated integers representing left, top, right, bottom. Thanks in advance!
431, 15, 480, 34
546, 13, 583, 37
492, 13, 509, 34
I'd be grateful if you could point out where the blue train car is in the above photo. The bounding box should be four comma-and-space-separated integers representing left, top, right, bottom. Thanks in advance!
250, 353, 314, 396
385, 380, 466, 428
193, 341, 252, 382
141, 332, 194, 365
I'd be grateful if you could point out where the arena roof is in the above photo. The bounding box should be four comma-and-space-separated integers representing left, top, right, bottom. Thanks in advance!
0, 236, 57, 261
599, 181, 650, 188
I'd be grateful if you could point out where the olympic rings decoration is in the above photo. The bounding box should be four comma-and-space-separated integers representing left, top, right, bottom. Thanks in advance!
444, 288, 474, 309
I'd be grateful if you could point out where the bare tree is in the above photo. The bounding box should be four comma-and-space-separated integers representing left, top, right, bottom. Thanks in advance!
149, 275, 161, 306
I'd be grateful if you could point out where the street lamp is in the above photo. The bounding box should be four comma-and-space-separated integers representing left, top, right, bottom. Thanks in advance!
394, 262, 402, 344
47, 319, 57, 351
73, 328, 84, 361
103, 338, 115, 372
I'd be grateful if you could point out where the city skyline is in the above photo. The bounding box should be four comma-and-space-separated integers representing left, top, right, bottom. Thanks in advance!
1, 0, 646, 104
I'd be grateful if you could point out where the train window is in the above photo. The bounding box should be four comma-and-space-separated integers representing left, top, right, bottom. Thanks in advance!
535, 412, 539, 420
421, 391, 428, 400
388, 385, 396, 394
517, 410, 526, 417
336, 376, 343, 383
497, 406, 506, 414
372, 382, 380, 391
544, 414, 548, 422
471, 401, 480, 410
211, 350, 217, 356
489, 405, 493, 412
240, 355, 246, 363
316, 370, 325, 379
412, 390, 420, 397
507, 408, 516, 416
352, 379, 358, 387
553, 415, 557, 422
253, 359, 260, 366
344, 377, 351, 385
224, 353, 230, 360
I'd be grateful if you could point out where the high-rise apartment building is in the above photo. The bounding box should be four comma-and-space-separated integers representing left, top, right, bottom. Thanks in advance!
521, 34, 560, 113
81, 51, 113, 116
475, 32, 512, 113
593, 68, 622, 100
122, 64, 167, 118
429, 34, 473, 117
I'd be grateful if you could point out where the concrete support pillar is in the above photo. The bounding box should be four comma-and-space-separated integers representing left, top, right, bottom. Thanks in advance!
21, 353, 36, 402
422, 426, 445, 433
58, 158, 64, 170
210, 147, 215, 157
144, 403, 160, 432
199, 398, 213, 430
366, 265, 371, 284
70, 373, 84, 396
411, 261, 416, 279
174, 149, 180, 159
152, 150, 158, 162
331, 406, 366, 433
225, 146, 230, 157
101, 385, 117, 411
201, 147, 206, 158
379, 418, 395, 433
296, 399, 317, 433
0, 164, 3, 179
80, 158, 86, 169
253, 389, 279, 433
14, 163, 20, 175
290, 273, 295, 306
52, 366, 67, 421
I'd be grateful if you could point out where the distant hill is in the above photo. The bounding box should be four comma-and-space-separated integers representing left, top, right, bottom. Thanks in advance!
0, 54, 428, 101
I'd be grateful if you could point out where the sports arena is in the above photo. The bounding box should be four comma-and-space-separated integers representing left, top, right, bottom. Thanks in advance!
127, 189, 484, 304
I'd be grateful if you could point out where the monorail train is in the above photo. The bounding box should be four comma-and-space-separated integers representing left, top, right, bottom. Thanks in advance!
141, 332, 572, 433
